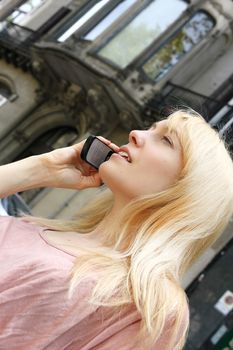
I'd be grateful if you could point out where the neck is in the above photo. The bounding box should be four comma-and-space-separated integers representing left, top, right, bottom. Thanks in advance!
85, 196, 128, 245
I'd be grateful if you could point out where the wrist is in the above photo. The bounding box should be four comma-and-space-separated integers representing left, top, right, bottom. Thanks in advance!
27, 154, 52, 189
8, 155, 49, 192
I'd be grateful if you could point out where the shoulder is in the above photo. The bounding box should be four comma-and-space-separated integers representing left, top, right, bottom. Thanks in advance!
0, 214, 38, 230
0, 215, 42, 244
0, 215, 24, 235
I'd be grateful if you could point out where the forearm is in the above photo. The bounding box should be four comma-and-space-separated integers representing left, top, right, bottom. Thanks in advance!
0, 156, 49, 198
0, 138, 112, 197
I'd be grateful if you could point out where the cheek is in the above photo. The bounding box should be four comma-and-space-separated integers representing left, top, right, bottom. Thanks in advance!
144, 153, 169, 173
98, 152, 181, 197
143, 153, 180, 185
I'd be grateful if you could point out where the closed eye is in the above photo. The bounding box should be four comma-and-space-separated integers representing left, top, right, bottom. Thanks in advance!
162, 136, 173, 146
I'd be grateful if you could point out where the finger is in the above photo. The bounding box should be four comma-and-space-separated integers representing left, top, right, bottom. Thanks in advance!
96, 136, 120, 152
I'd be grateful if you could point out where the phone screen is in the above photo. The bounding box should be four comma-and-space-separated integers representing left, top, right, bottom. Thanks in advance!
85, 138, 114, 168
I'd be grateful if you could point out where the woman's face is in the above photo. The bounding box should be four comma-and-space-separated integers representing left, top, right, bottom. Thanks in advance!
100, 120, 183, 203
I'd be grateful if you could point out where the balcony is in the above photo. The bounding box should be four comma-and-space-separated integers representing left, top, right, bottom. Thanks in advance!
144, 76, 233, 122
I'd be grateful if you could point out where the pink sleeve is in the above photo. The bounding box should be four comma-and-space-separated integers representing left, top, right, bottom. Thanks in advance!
90, 303, 189, 350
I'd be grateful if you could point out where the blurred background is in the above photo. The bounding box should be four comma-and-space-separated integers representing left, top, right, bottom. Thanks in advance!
0, 1, 232, 348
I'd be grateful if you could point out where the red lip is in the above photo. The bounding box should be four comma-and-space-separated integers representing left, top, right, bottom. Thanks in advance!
118, 146, 132, 163
111, 153, 128, 162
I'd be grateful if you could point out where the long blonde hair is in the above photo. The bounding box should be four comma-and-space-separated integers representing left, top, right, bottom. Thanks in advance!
25, 109, 233, 349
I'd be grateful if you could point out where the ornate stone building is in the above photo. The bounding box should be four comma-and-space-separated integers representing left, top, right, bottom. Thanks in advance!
0, 1, 233, 346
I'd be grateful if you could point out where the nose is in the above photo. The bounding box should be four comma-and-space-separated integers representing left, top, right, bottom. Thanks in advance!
129, 130, 145, 147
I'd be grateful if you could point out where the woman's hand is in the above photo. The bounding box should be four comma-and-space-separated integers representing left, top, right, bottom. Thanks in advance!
0, 137, 119, 198
40, 137, 120, 190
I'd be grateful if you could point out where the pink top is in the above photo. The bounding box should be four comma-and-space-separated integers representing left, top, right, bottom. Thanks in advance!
0, 216, 189, 350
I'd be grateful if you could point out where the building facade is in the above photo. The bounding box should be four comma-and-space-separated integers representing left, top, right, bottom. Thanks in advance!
0, 1, 233, 347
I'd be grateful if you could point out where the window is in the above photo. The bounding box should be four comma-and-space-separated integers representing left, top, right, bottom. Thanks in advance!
142, 11, 215, 82
97, 0, 188, 68
84, 0, 137, 41
7, 0, 45, 26
0, 81, 13, 107
57, 0, 111, 42
0, 94, 7, 107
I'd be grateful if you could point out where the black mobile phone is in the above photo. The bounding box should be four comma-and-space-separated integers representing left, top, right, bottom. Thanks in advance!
80, 135, 116, 169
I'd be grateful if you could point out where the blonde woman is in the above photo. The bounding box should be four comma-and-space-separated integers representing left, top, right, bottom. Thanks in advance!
0, 110, 233, 350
